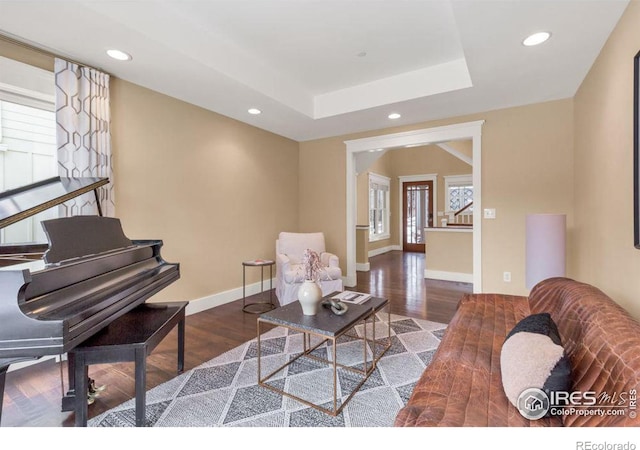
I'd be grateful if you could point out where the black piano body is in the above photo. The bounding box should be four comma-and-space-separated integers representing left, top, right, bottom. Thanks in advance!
0, 177, 180, 421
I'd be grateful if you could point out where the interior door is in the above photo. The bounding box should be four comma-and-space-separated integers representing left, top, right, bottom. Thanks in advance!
403, 180, 433, 252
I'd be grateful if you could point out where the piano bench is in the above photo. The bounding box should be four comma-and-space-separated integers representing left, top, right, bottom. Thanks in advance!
69, 301, 188, 427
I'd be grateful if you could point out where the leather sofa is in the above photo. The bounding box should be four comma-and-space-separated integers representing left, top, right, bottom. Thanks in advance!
394, 277, 640, 426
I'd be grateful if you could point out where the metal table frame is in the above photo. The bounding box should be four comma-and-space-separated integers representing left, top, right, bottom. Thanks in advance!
257, 296, 390, 416
242, 259, 275, 313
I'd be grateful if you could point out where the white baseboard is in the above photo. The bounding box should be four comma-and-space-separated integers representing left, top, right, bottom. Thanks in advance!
424, 269, 473, 283
6, 278, 276, 374
368, 245, 402, 258
356, 262, 370, 272
185, 278, 276, 315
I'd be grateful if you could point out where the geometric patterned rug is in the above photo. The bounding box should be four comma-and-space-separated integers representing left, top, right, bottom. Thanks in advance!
88, 312, 446, 427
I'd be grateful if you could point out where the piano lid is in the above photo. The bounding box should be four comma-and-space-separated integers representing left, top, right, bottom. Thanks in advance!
0, 177, 109, 229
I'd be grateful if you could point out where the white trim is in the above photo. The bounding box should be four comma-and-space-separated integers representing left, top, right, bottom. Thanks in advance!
368, 172, 391, 242
345, 120, 484, 293
368, 244, 402, 258
398, 173, 438, 249
0, 82, 55, 112
444, 174, 473, 185
369, 232, 390, 242
437, 142, 472, 166
425, 227, 472, 233
7, 355, 58, 373
356, 262, 370, 272
369, 172, 390, 184
185, 278, 277, 315
424, 269, 474, 283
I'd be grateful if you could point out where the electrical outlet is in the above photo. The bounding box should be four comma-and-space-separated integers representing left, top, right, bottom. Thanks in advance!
503, 272, 511, 283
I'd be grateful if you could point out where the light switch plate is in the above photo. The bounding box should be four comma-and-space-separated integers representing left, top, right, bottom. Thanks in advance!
484, 208, 496, 219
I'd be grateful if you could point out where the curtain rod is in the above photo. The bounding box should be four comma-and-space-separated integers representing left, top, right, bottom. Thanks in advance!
0, 32, 110, 75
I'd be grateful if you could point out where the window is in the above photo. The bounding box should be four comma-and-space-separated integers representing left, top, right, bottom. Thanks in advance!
0, 56, 57, 244
444, 174, 473, 213
369, 173, 390, 241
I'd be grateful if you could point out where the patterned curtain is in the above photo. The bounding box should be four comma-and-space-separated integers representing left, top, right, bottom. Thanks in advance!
54, 58, 114, 217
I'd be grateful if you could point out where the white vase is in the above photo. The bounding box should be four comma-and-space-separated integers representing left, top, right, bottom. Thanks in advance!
298, 280, 323, 315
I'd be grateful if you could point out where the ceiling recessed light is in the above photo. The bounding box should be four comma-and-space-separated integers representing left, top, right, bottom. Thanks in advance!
388, 113, 401, 120
106, 49, 132, 61
248, 108, 262, 115
523, 32, 551, 47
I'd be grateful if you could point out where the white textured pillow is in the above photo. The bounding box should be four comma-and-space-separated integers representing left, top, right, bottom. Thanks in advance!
500, 313, 572, 411
501, 332, 565, 406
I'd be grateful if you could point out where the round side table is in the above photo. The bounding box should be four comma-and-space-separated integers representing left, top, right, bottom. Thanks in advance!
242, 259, 276, 313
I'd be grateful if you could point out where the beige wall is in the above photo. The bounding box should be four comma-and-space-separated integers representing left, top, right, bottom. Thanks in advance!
0, 39, 300, 307
0, 40, 52, 71
300, 98, 574, 296
572, 0, 640, 319
425, 229, 473, 274
111, 80, 299, 303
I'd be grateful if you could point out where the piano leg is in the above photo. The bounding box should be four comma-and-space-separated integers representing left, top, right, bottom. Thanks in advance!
61, 352, 76, 412
61, 352, 103, 414
0, 363, 8, 423
74, 356, 89, 427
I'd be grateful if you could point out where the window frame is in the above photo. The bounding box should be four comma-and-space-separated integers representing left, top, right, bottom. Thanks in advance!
0, 56, 57, 244
368, 172, 391, 242
444, 174, 473, 214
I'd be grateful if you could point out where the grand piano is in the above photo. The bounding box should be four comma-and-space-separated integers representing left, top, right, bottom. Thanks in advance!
0, 176, 180, 421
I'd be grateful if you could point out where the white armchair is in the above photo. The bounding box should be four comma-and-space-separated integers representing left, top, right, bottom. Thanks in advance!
275, 232, 343, 305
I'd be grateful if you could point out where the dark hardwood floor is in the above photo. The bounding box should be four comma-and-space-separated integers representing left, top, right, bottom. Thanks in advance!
0, 250, 471, 427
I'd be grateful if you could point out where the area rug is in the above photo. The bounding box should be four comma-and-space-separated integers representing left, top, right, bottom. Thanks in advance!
88, 311, 446, 427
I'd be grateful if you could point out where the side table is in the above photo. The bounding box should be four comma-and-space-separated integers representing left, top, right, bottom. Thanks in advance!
242, 259, 276, 313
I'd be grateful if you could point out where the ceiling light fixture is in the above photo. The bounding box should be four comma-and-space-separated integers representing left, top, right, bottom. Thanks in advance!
106, 49, 132, 61
522, 31, 551, 47
388, 113, 401, 120
248, 108, 262, 115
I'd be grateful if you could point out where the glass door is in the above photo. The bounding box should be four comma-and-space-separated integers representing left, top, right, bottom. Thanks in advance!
403, 181, 433, 252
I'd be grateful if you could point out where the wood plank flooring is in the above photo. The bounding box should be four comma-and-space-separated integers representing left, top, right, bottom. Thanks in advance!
0, 250, 471, 427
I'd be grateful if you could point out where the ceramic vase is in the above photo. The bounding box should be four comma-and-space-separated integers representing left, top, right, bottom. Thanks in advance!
298, 279, 322, 315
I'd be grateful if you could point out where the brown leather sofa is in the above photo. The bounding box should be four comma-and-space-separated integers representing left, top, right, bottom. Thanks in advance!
394, 277, 640, 426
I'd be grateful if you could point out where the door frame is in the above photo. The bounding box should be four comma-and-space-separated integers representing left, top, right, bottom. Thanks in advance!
344, 120, 484, 293
399, 173, 438, 252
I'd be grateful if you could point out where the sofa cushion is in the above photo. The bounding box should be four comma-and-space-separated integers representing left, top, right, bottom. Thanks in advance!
529, 277, 640, 426
500, 313, 572, 415
394, 293, 562, 426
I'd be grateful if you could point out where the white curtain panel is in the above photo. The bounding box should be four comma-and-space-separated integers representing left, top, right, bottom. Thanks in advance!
54, 58, 114, 217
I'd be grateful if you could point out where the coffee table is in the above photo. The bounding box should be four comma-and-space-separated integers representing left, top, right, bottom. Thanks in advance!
257, 294, 390, 416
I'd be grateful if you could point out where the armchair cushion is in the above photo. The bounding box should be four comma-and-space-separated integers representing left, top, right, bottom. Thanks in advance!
277, 232, 326, 265
275, 232, 343, 305
282, 264, 342, 284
